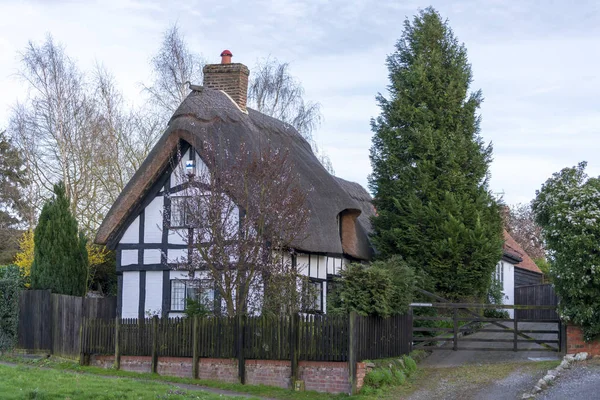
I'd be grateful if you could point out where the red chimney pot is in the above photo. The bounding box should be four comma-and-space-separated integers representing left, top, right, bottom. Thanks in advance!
220, 50, 232, 64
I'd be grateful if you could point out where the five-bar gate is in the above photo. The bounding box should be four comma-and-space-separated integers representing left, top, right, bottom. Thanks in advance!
411, 302, 564, 353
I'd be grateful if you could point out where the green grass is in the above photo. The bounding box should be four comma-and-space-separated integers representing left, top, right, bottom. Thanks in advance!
0, 363, 247, 399
0, 355, 346, 400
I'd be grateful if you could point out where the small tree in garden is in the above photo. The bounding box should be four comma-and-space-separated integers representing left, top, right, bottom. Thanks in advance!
30, 182, 88, 296
532, 162, 600, 340
328, 257, 419, 317
172, 141, 311, 317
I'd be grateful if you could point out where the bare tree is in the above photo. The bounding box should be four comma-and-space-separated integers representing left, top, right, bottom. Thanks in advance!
172, 140, 311, 316
503, 203, 546, 260
143, 24, 205, 119
9, 35, 103, 232
248, 58, 334, 174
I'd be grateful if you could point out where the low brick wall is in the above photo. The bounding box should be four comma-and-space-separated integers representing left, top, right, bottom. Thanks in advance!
299, 361, 350, 393
246, 360, 291, 388
197, 358, 238, 383
567, 325, 600, 355
89, 355, 356, 393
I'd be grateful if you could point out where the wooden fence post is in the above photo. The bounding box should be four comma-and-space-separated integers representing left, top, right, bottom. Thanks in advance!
453, 308, 458, 351
237, 313, 246, 384
151, 316, 159, 373
192, 316, 199, 379
114, 317, 121, 370
78, 317, 85, 366
513, 311, 518, 352
348, 311, 358, 395
290, 313, 299, 385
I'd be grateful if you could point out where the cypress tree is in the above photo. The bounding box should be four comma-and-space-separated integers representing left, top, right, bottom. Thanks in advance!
369, 7, 503, 300
31, 182, 88, 296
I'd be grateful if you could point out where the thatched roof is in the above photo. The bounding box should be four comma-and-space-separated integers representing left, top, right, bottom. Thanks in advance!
95, 88, 375, 259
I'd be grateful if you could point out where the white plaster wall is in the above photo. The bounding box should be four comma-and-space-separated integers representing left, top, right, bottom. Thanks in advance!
121, 250, 138, 266
145, 271, 163, 315
120, 216, 139, 244
297, 255, 310, 276
143, 249, 161, 265
167, 248, 187, 264
503, 262, 515, 318
144, 197, 163, 243
168, 229, 187, 245
122, 271, 140, 318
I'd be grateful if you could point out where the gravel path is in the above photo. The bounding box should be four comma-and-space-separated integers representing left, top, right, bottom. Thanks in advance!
539, 359, 600, 400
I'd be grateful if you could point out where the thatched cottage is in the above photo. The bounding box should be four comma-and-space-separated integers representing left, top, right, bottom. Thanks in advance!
95, 51, 376, 318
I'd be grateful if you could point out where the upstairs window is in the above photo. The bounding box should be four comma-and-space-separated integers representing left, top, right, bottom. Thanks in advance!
170, 196, 191, 228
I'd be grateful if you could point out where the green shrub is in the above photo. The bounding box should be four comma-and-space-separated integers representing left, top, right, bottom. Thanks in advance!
328, 256, 420, 317
392, 369, 406, 385
183, 297, 211, 318
402, 355, 417, 375
0, 265, 21, 352
484, 279, 509, 319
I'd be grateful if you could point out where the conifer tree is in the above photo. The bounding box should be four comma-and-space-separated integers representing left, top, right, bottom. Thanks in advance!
30, 182, 88, 296
369, 7, 503, 300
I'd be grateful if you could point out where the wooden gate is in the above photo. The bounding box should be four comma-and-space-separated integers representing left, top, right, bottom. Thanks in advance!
411, 302, 562, 352
515, 284, 558, 320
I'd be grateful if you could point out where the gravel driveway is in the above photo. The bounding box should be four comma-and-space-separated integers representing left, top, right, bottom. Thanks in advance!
539, 358, 600, 400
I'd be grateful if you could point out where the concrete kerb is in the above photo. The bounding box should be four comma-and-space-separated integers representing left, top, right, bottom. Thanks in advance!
521, 352, 588, 399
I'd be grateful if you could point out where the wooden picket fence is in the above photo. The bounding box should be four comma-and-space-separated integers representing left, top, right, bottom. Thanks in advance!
81, 313, 411, 363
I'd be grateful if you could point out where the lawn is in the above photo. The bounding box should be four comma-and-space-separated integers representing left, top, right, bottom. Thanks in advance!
0, 364, 248, 400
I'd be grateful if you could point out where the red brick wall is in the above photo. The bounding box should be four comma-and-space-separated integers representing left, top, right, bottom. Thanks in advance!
299, 361, 350, 394
197, 358, 238, 383
356, 362, 369, 390
245, 360, 291, 388
567, 325, 600, 355
158, 357, 193, 378
89, 355, 355, 394
90, 356, 151, 373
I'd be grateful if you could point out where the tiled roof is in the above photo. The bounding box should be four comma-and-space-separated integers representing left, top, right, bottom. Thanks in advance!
503, 230, 542, 274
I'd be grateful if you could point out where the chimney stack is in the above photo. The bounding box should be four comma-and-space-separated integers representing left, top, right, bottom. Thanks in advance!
203, 50, 249, 112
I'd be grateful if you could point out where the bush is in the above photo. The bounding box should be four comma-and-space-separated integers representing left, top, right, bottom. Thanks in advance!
532, 162, 600, 339
0, 265, 22, 352
361, 355, 417, 393
328, 256, 420, 317
183, 298, 211, 318
483, 278, 509, 319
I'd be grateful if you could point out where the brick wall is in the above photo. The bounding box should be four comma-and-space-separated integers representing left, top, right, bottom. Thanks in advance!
197, 358, 238, 383
89, 355, 356, 394
567, 325, 600, 355
299, 361, 350, 394
246, 360, 291, 388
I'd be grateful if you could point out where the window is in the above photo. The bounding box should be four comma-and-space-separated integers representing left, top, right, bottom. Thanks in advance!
302, 279, 323, 313
170, 197, 191, 227
495, 262, 504, 284
170, 279, 215, 311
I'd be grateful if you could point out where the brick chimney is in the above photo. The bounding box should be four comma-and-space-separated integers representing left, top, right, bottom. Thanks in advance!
203, 50, 249, 112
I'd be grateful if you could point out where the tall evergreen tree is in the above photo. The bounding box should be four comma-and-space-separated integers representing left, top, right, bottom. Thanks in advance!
31, 182, 88, 296
369, 8, 503, 300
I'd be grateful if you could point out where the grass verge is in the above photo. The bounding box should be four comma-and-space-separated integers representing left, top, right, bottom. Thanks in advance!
0, 354, 346, 400
0, 363, 247, 399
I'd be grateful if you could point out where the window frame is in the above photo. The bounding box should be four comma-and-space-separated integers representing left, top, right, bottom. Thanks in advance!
169, 279, 215, 312
302, 278, 324, 314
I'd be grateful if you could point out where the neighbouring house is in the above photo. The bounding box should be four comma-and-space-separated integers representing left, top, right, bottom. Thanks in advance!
494, 230, 543, 317
94, 51, 375, 319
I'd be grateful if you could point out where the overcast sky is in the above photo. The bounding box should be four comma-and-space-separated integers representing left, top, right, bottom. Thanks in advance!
1, 0, 599, 205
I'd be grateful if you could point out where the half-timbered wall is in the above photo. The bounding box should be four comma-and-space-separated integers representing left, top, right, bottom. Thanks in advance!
115, 142, 349, 318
